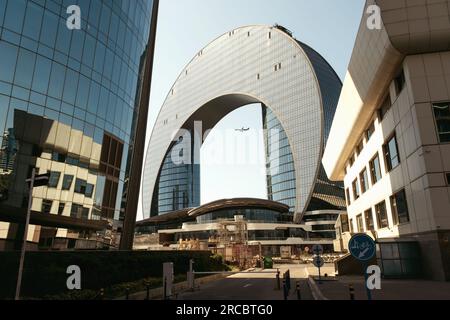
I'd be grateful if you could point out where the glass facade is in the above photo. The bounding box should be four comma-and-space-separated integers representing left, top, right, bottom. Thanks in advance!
263, 107, 296, 213
151, 136, 200, 216
0, 0, 156, 249
262, 41, 346, 218
196, 207, 281, 224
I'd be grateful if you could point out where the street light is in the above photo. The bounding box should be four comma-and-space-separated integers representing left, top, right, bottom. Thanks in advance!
15, 168, 49, 300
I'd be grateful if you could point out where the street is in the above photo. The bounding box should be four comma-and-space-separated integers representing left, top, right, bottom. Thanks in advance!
177, 264, 335, 300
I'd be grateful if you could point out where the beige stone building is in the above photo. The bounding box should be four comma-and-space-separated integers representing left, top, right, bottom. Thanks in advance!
323, 0, 450, 281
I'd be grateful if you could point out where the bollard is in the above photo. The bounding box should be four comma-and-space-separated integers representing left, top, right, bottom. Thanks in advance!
164, 277, 168, 300
286, 270, 291, 292
296, 282, 302, 300
145, 281, 150, 300
349, 284, 355, 301
125, 287, 130, 300
283, 279, 288, 300
276, 271, 281, 290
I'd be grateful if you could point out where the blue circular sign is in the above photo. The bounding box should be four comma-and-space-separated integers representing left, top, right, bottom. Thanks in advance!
349, 234, 376, 262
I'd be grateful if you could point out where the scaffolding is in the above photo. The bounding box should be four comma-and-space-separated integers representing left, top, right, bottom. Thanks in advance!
214, 216, 256, 269
216, 216, 248, 246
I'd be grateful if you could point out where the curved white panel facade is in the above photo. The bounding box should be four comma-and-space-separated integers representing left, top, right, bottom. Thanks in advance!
143, 25, 341, 221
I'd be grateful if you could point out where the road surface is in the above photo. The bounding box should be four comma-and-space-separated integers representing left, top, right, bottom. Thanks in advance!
177, 264, 335, 300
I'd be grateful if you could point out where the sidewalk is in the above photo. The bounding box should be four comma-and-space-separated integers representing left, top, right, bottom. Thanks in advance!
117, 273, 228, 300
311, 276, 450, 300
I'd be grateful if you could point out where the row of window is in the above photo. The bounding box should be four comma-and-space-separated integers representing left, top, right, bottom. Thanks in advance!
349, 189, 410, 233
41, 200, 99, 221
46, 171, 94, 197
346, 69, 404, 169
348, 100, 450, 173
346, 134, 400, 205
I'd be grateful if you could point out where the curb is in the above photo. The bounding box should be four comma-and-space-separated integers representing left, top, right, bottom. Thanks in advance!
307, 276, 329, 301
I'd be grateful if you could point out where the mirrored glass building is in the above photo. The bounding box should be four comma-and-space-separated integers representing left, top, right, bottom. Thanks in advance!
0, 0, 159, 251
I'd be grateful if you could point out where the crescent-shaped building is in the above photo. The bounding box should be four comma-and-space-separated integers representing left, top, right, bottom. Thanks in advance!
142, 25, 345, 224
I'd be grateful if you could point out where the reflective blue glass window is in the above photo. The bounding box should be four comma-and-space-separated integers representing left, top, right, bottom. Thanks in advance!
4, 0, 26, 33
0, 0, 6, 27
32, 55, 52, 94
76, 75, 89, 109
0, 95, 10, 130
48, 62, 65, 98
99, 3, 111, 35
70, 30, 84, 61
93, 41, 106, 74
40, 10, 58, 48
14, 48, 36, 88
55, 16, 72, 55
82, 34, 95, 68
0, 41, 18, 83
23, 1, 43, 41
63, 69, 79, 104
87, 80, 100, 114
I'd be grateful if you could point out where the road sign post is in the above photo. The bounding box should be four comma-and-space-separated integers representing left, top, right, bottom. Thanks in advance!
313, 256, 325, 284
15, 169, 49, 300
348, 234, 376, 301
312, 244, 324, 284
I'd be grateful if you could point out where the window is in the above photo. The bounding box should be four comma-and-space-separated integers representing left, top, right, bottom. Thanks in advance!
395, 69, 406, 95
349, 154, 355, 167
58, 203, 65, 215
356, 214, 364, 232
375, 201, 389, 229
366, 121, 375, 141
48, 172, 61, 188
4, 0, 26, 33
364, 209, 375, 231
379, 94, 392, 120
42, 200, 52, 214
62, 175, 74, 190
432, 102, 450, 143
447, 173, 450, 185
383, 134, 400, 171
71, 204, 89, 220
360, 168, 369, 194
345, 188, 351, 206
341, 215, 350, 233
349, 218, 354, 233
370, 153, 382, 185
85, 183, 94, 198
391, 189, 410, 225
356, 139, 364, 156
74, 179, 94, 197
75, 179, 87, 195
352, 179, 360, 200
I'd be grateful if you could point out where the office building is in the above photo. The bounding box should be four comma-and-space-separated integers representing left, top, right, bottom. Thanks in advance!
323, 0, 450, 280
0, 0, 159, 250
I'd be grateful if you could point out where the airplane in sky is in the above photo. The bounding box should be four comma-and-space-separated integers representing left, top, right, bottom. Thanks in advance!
235, 127, 250, 132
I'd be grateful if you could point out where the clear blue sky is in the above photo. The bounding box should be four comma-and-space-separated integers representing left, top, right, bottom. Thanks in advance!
138, 0, 366, 220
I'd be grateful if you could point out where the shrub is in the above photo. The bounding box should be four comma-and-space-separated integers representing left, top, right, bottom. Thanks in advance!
0, 251, 227, 299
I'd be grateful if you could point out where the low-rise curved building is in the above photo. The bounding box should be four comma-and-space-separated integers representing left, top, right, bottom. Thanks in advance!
135, 198, 341, 255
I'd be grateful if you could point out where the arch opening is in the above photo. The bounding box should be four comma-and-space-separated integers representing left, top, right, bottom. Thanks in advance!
149, 94, 299, 219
